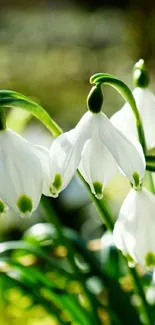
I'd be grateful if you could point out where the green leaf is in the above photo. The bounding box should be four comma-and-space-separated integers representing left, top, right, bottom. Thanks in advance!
0, 272, 66, 325
0, 240, 75, 280
0, 261, 92, 325
0, 90, 62, 136
65, 229, 143, 325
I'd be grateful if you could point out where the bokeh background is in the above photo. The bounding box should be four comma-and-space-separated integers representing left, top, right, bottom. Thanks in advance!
0, 0, 155, 323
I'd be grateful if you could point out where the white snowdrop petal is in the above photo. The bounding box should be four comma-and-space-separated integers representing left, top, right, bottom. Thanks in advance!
33, 145, 52, 196
78, 132, 118, 199
49, 111, 94, 196
0, 129, 42, 216
113, 189, 138, 262
111, 87, 155, 150
98, 112, 145, 185
114, 188, 155, 269
136, 88, 155, 149
110, 101, 137, 141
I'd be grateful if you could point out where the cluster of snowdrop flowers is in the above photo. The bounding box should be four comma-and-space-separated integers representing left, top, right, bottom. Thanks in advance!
1, 58, 155, 272
113, 60, 155, 270
0, 70, 145, 218
35, 85, 145, 200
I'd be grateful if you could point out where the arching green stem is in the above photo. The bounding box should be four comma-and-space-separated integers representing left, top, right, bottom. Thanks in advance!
0, 90, 62, 136
90, 73, 147, 155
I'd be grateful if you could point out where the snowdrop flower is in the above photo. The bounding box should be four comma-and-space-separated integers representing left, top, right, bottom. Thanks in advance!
0, 129, 42, 217
111, 59, 155, 150
113, 187, 155, 270
111, 88, 155, 150
36, 85, 145, 199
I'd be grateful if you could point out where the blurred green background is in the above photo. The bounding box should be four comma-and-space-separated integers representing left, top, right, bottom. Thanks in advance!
0, 0, 155, 323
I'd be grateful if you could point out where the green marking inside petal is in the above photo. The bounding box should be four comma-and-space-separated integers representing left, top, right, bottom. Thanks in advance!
145, 252, 155, 268
17, 194, 33, 214
125, 253, 135, 264
52, 174, 62, 190
49, 174, 62, 197
132, 172, 140, 187
0, 200, 6, 214
93, 181, 103, 199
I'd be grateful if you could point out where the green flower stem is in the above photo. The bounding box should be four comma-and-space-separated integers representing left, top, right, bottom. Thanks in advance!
0, 108, 6, 131
41, 195, 80, 274
146, 172, 155, 193
130, 267, 153, 325
146, 156, 155, 165
90, 73, 147, 154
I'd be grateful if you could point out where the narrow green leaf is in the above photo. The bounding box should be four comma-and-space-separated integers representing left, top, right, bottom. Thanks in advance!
1, 262, 91, 325
65, 229, 143, 325
0, 240, 75, 280
0, 90, 62, 136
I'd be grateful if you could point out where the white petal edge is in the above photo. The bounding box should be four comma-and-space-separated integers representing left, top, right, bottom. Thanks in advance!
33, 145, 53, 196
49, 111, 94, 196
98, 112, 145, 185
113, 187, 155, 269
111, 87, 155, 150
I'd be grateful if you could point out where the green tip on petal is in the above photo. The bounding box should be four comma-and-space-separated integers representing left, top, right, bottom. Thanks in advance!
17, 194, 33, 216
49, 174, 62, 197
93, 181, 103, 199
52, 174, 62, 190
0, 200, 6, 214
125, 253, 135, 267
133, 59, 149, 88
145, 252, 155, 268
132, 172, 142, 190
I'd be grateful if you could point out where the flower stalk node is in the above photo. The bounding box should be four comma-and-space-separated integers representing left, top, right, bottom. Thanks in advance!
133, 59, 149, 88
87, 85, 103, 113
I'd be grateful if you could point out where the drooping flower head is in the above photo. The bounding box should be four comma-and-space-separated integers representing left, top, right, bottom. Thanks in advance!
111, 59, 155, 150
113, 187, 155, 270
36, 83, 145, 199
0, 128, 43, 217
